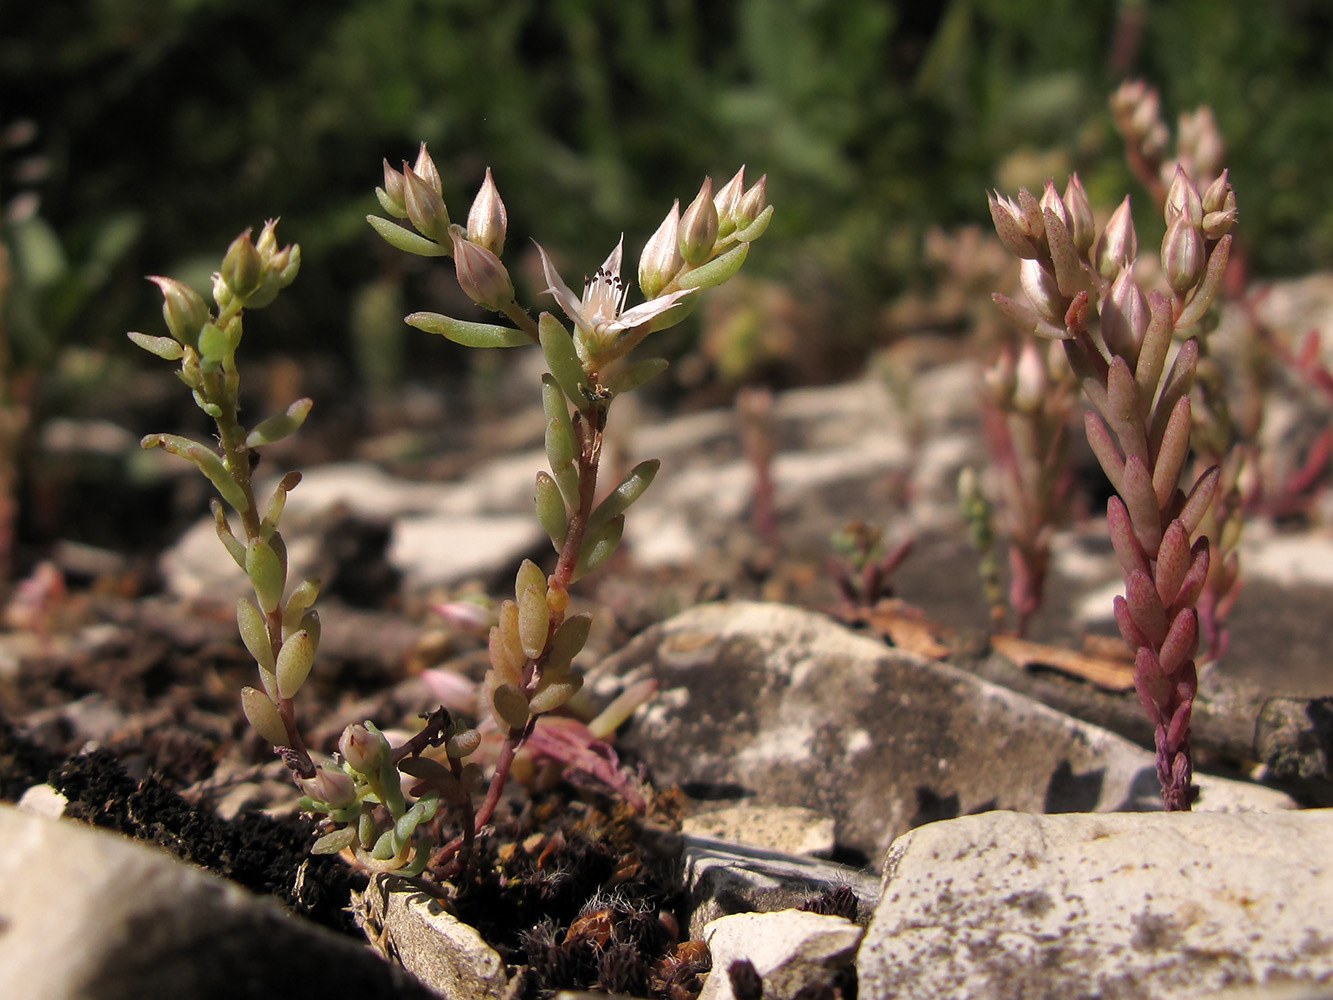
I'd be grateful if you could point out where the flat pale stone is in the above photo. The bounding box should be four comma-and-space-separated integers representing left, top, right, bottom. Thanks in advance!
0, 804, 426, 1000
363, 875, 510, 1000
683, 804, 836, 857
613, 602, 1294, 861
698, 909, 862, 1000
858, 809, 1333, 1000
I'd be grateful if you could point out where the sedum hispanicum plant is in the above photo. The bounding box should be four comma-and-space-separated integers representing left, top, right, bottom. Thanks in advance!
133, 147, 770, 885
988, 164, 1236, 811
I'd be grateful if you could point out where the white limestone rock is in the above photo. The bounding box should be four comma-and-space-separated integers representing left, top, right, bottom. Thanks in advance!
857, 809, 1333, 1000
0, 804, 427, 1000
698, 909, 862, 1000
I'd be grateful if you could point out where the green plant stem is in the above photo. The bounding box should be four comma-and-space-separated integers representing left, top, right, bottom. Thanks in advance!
201, 351, 314, 776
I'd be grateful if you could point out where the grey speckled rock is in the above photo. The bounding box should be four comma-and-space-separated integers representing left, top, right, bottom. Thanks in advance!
0, 805, 430, 1000
857, 810, 1333, 1000
611, 602, 1293, 861
697, 909, 862, 1000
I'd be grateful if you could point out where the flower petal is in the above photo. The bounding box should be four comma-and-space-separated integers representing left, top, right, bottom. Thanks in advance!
613, 287, 696, 331
598, 236, 625, 284
534, 241, 587, 325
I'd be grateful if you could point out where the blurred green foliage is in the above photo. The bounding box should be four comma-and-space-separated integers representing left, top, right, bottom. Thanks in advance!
2, 0, 1332, 383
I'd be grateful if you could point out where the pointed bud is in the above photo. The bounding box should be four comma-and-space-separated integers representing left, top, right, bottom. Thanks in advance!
379, 159, 407, 218
1040, 178, 1069, 231
1202, 169, 1231, 215
713, 167, 746, 239
403, 164, 450, 243
450, 231, 515, 311
148, 276, 210, 349
1162, 215, 1206, 295
466, 167, 508, 256
1019, 258, 1067, 326
339, 723, 387, 776
1178, 107, 1225, 186
221, 229, 263, 300
298, 765, 357, 810
1062, 174, 1095, 255
679, 176, 719, 266
988, 191, 1041, 260
1102, 267, 1149, 360
1012, 339, 1049, 413
1095, 196, 1138, 279
1165, 166, 1203, 227
984, 349, 1017, 406
1202, 205, 1238, 242
639, 199, 684, 299
255, 218, 279, 258
736, 174, 767, 229
412, 142, 443, 196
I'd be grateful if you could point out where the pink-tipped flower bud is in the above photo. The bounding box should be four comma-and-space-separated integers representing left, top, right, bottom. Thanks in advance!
466, 167, 508, 257
1012, 339, 1050, 414
1039, 178, 1069, 231
988, 191, 1041, 260
403, 164, 451, 244
1162, 215, 1206, 295
1095, 196, 1138, 279
339, 723, 387, 776
298, 765, 357, 810
736, 174, 767, 229
379, 159, 407, 218
1062, 174, 1095, 255
148, 276, 210, 349
221, 229, 263, 300
1019, 258, 1067, 326
1178, 107, 1225, 187
638, 199, 684, 299
1203, 205, 1238, 242
412, 142, 443, 197
450, 230, 515, 311
1165, 166, 1203, 227
1102, 266, 1149, 360
712, 166, 746, 239
1201, 169, 1231, 215
679, 176, 719, 266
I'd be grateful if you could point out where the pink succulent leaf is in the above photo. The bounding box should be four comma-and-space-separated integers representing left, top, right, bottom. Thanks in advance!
525, 716, 647, 810
1169, 536, 1211, 616
419, 669, 480, 715
1133, 645, 1170, 717
1114, 594, 1151, 651
1107, 497, 1150, 582
1154, 520, 1191, 606
1157, 607, 1198, 677
1126, 569, 1169, 648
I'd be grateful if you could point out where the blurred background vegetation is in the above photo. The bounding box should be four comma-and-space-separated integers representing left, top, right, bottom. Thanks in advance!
1, 0, 1332, 560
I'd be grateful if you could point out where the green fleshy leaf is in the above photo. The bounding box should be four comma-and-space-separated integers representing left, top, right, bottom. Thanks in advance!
538, 313, 588, 405
732, 204, 773, 243
606, 357, 668, 396
588, 459, 659, 534
573, 514, 624, 582
678, 242, 749, 292
534, 472, 568, 547
366, 215, 448, 257
142, 433, 249, 513
237, 598, 275, 672
246, 537, 285, 615
211, 499, 247, 569
406, 312, 530, 348
276, 628, 315, 699
246, 400, 313, 448
311, 827, 357, 855
127, 332, 184, 361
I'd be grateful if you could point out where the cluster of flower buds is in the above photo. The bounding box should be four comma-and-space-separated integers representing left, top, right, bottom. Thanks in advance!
1111, 80, 1228, 212
988, 165, 1238, 809
980, 338, 1075, 635
372, 144, 516, 313
297, 713, 485, 875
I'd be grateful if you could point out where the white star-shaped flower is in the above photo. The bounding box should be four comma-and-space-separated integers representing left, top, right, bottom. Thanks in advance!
535, 237, 694, 358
